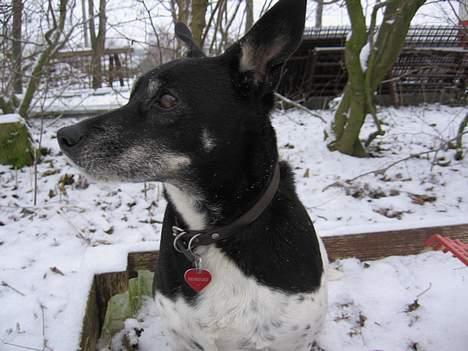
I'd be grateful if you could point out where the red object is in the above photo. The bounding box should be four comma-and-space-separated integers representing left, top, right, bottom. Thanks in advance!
184, 268, 212, 292
425, 235, 468, 266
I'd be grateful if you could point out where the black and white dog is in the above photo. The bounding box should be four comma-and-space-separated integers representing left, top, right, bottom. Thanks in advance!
57, 0, 328, 349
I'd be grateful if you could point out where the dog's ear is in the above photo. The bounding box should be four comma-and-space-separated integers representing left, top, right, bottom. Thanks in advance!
175, 22, 206, 58
232, 0, 306, 88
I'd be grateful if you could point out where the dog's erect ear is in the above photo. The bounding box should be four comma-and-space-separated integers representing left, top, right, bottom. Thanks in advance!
235, 0, 306, 85
175, 22, 206, 58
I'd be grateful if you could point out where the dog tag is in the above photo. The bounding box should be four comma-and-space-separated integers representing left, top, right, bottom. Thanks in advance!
184, 268, 212, 292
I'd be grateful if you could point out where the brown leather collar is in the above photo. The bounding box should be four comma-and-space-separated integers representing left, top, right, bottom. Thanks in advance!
172, 162, 281, 262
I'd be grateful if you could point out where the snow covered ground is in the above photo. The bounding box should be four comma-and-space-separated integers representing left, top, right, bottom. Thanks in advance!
1, 104, 467, 350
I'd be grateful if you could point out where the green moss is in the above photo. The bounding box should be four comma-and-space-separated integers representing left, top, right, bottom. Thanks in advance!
99, 270, 154, 346
0, 122, 34, 168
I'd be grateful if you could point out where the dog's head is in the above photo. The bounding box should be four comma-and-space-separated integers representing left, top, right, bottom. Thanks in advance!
57, 0, 306, 183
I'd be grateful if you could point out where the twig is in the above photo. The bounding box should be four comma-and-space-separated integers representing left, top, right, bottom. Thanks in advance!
416, 282, 432, 299
39, 303, 51, 351
1, 341, 42, 351
322, 146, 449, 192
325, 129, 467, 192
1, 280, 26, 296
56, 209, 90, 244
33, 116, 45, 206
274, 93, 327, 123
136, 0, 163, 64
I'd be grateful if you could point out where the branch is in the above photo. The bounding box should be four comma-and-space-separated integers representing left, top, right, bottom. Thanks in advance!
201, 0, 223, 46
274, 93, 327, 123
1, 280, 26, 296
137, 0, 163, 64
1, 341, 42, 351
323, 135, 463, 191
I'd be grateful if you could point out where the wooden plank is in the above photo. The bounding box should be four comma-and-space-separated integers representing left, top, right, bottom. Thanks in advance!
55, 47, 133, 59
80, 280, 99, 351
322, 224, 468, 262
94, 272, 129, 327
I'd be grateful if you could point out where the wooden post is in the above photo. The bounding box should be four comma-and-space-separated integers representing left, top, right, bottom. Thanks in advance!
114, 53, 124, 87
108, 54, 114, 87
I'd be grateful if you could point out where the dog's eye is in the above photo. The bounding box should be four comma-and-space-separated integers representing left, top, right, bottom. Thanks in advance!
158, 93, 178, 110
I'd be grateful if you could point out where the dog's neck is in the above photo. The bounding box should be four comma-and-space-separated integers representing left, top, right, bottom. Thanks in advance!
164, 126, 278, 231
164, 183, 209, 230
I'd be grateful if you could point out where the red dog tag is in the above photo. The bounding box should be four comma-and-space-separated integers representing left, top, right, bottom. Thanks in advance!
184, 268, 212, 292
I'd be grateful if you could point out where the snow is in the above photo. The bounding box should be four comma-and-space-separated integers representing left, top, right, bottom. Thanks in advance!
114, 252, 468, 351
1, 104, 468, 350
359, 42, 371, 72
31, 86, 132, 115
0, 114, 25, 125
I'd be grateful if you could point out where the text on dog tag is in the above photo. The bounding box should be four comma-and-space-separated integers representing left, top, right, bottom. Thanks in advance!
184, 268, 212, 292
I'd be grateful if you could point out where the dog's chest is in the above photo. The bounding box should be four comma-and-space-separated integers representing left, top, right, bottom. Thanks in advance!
155, 246, 327, 351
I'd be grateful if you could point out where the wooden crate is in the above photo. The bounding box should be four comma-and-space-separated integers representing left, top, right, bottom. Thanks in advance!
79, 224, 468, 351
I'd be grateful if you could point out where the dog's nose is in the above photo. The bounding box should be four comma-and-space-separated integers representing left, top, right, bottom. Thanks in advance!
57, 125, 84, 150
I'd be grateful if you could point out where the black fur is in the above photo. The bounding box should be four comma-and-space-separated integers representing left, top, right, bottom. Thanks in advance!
155, 162, 323, 301
57, 0, 325, 343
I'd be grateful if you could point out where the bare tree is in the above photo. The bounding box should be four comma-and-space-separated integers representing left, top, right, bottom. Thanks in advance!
313, 0, 342, 29
0, 0, 77, 167
328, 0, 426, 157
12, 0, 22, 94
88, 0, 107, 89
191, 0, 208, 46
81, 0, 89, 47
245, 0, 253, 33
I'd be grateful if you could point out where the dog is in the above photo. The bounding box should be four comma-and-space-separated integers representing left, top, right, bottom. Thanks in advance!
57, 0, 328, 349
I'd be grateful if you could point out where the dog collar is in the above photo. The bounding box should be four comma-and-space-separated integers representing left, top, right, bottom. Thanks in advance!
172, 162, 281, 263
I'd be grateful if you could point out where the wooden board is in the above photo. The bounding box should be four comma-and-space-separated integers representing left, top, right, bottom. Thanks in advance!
322, 223, 468, 262
79, 224, 468, 351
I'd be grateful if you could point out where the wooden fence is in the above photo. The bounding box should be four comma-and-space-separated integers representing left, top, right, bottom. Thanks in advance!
51, 47, 134, 89
279, 25, 468, 107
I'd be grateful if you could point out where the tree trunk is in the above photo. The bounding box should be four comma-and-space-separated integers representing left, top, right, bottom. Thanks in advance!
12, 0, 23, 94
245, 0, 254, 33
82, 0, 89, 47
89, 0, 106, 89
329, 0, 426, 157
19, 0, 70, 118
0, 0, 72, 169
191, 0, 207, 47
315, 0, 323, 28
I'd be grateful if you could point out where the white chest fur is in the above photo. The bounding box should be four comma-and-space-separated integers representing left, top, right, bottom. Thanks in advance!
155, 246, 328, 351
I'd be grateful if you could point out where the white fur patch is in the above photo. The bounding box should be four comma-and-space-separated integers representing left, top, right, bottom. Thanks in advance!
240, 43, 256, 72
164, 153, 191, 171
147, 79, 160, 96
164, 184, 207, 230
201, 129, 216, 152
155, 245, 328, 351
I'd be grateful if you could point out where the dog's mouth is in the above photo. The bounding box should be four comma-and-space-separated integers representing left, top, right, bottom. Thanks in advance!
58, 127, 191, 183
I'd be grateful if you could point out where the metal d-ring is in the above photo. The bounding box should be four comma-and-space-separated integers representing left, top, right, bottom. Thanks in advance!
173, 231, 187, 253
188, 234, 201, 255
